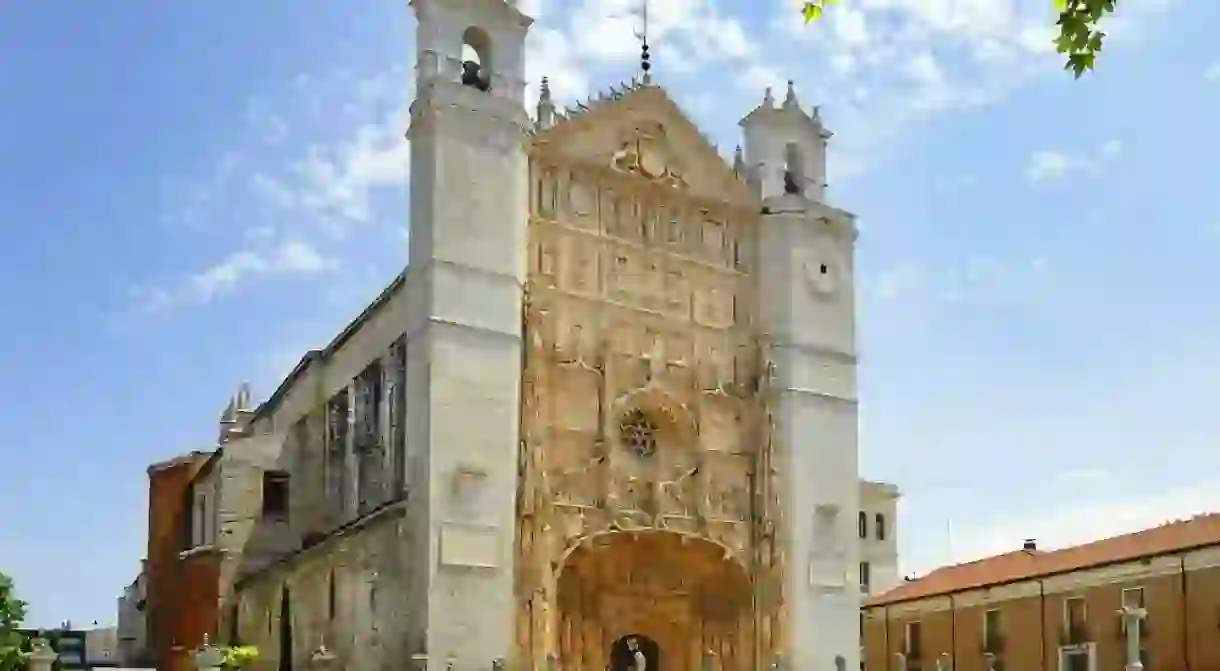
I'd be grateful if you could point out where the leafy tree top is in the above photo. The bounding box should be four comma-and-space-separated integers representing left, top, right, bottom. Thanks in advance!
801, 0, 1117, 77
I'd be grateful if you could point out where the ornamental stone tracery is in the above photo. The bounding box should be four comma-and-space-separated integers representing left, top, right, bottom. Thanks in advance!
619, 409, 658, 458
515, 112, 786, 669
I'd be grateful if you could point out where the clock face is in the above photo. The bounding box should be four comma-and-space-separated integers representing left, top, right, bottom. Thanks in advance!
803, 247, 844, 297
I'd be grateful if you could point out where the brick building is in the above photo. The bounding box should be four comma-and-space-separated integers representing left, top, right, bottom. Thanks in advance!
123, 383, 298, 671
144, 450, 218, 671
863, 514, 1220, 671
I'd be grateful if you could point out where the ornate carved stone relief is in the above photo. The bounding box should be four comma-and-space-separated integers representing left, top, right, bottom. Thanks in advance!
609, 122, 687, 190
520, 147, 777, 667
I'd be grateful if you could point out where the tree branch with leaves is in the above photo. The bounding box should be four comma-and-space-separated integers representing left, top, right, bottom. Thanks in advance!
801, 0, 1118, 77
1, 573, 29, 671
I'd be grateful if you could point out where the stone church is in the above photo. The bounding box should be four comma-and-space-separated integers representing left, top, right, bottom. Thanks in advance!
176, 1, 897, 670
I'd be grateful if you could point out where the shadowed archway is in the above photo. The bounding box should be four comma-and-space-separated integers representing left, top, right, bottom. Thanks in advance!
556, 530, 753, 670
610, 634, 661, 671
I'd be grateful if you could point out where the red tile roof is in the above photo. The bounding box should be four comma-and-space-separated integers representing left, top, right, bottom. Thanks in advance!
866, 513, 1220, 607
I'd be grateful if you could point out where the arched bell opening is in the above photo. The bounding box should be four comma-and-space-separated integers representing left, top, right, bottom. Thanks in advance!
554, 530, 753, 670
783, 142, 804, 195
460, 25, 493, 91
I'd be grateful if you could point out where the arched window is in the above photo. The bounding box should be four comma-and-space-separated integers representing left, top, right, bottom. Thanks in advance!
858, 510, 868, 539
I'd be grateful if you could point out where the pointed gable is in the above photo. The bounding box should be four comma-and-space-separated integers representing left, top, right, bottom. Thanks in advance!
530, 83, 756, 206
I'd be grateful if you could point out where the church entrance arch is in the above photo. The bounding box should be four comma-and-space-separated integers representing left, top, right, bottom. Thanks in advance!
555, 530, 753, 670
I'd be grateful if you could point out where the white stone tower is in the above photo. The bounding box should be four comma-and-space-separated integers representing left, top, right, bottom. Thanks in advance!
404, 0, 533, 667
742, 81, 861, 671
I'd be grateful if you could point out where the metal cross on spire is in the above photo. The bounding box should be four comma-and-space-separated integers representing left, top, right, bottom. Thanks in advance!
632, 0, 653, 82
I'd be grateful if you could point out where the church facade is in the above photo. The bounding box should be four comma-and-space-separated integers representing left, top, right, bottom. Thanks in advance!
183, 1, 880, 670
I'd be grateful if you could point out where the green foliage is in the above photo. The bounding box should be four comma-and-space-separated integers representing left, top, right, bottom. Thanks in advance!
1054, 0, 1116, 77
220, 645, 260, 668
0, 573, 28, 671
801, 0, 839, 23
800, 0, 1119, 77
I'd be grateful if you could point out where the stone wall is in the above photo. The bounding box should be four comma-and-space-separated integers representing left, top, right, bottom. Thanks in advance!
231, 502, 416, 671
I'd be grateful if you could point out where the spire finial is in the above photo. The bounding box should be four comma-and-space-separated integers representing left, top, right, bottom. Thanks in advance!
763, 86, 774, 107
634, 0, 652, 83
535, 76, 556, 130
784, 80, 798, 108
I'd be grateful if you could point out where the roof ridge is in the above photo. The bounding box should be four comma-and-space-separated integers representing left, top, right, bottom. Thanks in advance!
534, 79, 733, 170
543, 77, 650, 129
867, 511, 1220, 607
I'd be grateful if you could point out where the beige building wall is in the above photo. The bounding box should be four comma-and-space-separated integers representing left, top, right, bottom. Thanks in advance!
859, 480, 901, 597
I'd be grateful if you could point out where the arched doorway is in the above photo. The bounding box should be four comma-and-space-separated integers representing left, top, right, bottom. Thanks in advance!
555, 531, 753, 670
610, 634, 661, 671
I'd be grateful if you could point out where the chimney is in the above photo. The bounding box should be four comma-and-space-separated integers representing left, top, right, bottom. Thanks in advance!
1022, 538, 1037, 552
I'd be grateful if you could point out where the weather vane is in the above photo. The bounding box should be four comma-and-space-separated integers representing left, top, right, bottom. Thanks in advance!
633, 0, 652, 82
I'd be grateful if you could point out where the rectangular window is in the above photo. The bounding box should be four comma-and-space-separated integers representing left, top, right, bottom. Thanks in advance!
1063, 596, 1087, 645
1063, 650, 1089, 671
262, 471, 290, 518
389, 339, 408, 495
326, 389, 350, 516
876, 513, 887, 540
983, 609, 1001, 651
354, 360, 384, 515
228, 604, 240, 645
328, 570, 336, 621
859, 562, 871, 590
201, 491, 212, 545
1065, 596, 1086, 626
858, 510, 868, 539
905, 621, 922, 658
191, 492, 205, 547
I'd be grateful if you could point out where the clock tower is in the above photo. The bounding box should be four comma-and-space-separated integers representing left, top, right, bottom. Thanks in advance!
742, 80, 861, 671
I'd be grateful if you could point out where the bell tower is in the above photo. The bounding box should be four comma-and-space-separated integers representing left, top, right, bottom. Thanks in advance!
404, 0, 533, 668
742, 81, 861, 671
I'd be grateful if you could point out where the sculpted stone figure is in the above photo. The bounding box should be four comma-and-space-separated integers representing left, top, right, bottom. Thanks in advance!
627, 637, 647, 671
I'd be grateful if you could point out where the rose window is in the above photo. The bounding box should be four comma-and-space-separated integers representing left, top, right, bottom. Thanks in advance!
620, 410, 658, 458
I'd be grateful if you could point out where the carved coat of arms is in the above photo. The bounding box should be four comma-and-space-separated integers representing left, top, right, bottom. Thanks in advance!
611, 122, 686, 188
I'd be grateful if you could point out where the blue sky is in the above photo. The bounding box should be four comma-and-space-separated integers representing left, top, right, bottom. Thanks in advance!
2, 0, 1219, 628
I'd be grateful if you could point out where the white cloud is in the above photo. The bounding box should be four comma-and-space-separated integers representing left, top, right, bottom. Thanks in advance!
128, 239, 335, 313
932, 478, 1220, 574
863, 252, 1052, 310
289, 116, 411, 230
1025, 150, 1074, 182
1026, 139, 1122, 183
127, 64, 416, 318
131, 0, 1179, 319
192, 240, 334, 301
868, 263, 924, 302
525, 27, 590, 106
